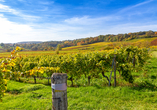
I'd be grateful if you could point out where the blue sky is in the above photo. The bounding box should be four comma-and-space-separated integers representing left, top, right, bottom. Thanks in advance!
0, 0, 157, 43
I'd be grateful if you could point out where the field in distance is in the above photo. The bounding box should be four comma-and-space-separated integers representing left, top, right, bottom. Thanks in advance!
0, 37, 157, 58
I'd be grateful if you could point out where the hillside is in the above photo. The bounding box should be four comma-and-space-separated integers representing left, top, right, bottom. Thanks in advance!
0, 30, 157, 52
0, 37, 157, 58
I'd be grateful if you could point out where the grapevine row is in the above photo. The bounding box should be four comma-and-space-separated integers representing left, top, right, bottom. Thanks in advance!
0, 46, 150, 100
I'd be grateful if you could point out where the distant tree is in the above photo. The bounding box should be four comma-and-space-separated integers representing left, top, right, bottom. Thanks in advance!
55, 50, 59, 54
6, 48, 11, 52
57, 44, 62, 50
44, 48, 48, 51
128, 33, 132, 35
77, 42, 81, 46
31, 46, 38, 51
49, 47, 54, 51
94, 37, 98, 42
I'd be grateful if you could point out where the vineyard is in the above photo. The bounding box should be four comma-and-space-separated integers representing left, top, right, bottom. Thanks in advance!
0, 45, 151, 101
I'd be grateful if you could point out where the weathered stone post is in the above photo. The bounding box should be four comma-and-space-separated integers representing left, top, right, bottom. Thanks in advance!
51, 73, 67, 110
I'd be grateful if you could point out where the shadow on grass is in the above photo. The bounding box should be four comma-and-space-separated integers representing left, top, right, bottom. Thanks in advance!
151, 75, 156, 79
131, 81, 157, 91
6, 81, 47, 95
6, 89, 22, 94
93, 84, 102, 89
13, 78, 51, 86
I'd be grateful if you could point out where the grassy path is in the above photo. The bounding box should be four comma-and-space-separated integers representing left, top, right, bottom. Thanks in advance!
0, 80, 157, 110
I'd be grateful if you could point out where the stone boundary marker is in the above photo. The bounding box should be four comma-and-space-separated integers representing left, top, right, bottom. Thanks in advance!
51, 73, 67, 110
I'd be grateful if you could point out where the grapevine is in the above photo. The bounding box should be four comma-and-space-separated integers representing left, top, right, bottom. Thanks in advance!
0, 46, 150, 100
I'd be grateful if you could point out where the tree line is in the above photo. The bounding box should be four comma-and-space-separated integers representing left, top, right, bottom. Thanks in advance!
1, 30, 157, 52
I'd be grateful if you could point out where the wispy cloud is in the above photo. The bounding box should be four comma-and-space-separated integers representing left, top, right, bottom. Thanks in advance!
64, 15, 121, 25
0, 4, 19, 15
17, 0, 25, 2
0, 3, 40, 22
39, 1, 54, 5
64, 0, 155, 26
0, 0, 5, 2
105, 23, 157, 35
119, 0, 154, 13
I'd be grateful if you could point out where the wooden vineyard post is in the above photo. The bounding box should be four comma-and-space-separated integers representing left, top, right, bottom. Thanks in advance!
34, 76, 36, 84
108, 54, 116, 87
133, 55, 135, 68
114, 54, 116, 87
51, 73, 68, 110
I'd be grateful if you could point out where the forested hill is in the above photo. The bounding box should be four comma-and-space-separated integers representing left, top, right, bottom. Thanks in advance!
1, 30, 157, 52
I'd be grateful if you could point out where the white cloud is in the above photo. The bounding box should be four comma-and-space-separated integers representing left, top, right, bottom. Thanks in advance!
0, 4, 19, 15
0, 13, 82, 43
0, 4, 40, 21
64, 16, 89, 25
64, 15, 121, 25
0, 14, 33, 43
0, 0, 5, 2
97, 23, 157, 35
